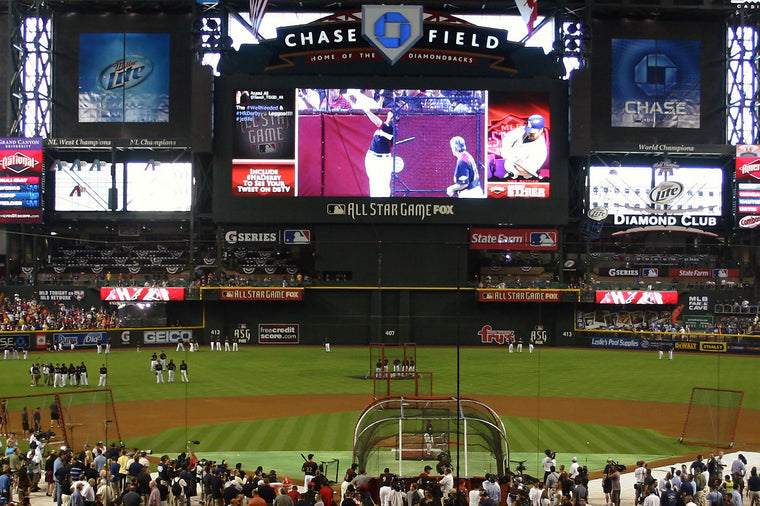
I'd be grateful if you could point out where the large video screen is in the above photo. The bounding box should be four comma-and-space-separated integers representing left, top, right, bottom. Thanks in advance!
589, 19, 725, 146
53, 161, 191, 212
52, 13, 192, 140
217, 77, 567, 224
232, 88, 550, 199
79, 33, 170, 123
588, 165, 723, 233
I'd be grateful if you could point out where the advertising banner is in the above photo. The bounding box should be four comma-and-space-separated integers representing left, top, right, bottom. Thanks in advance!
469, 228, 558, 250
219, 288, 304, 301
595, 291, 679, 305
258, 323, 299, 343
478, 289, 562, 302
100, 287, 185, 301
610, 39, 700, 129
79, 33, 170, 123
52, 332, 106, 347
0, 137, 43, 223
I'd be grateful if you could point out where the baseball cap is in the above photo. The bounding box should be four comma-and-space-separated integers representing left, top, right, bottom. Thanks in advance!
572, 457, 577, 462
525, 114, 545, 133
424, 466, 432, 471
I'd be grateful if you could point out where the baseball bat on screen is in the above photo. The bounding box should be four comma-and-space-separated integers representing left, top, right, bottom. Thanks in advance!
395, 137, 415, 145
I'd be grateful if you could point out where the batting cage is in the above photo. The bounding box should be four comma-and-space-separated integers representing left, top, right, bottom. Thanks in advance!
1, 389, 121, 451
679, 387, 744, 448
353, 396, 509, 478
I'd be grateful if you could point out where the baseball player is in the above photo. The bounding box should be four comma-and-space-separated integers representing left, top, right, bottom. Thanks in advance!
499, 114, 547, 179
167, 360, 176, 383
446, 136, 484, 198
363, 109, 396, 197
98, 364, 107, 386
180, 361, 189, 383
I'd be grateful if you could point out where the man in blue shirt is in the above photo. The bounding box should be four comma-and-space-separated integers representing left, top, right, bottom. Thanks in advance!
0, 468, 11, 502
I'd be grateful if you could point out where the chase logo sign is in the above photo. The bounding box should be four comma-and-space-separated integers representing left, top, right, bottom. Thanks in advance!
362, 5, 423, 65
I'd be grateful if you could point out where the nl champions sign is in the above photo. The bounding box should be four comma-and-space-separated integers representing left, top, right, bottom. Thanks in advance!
362, 6, 424, 65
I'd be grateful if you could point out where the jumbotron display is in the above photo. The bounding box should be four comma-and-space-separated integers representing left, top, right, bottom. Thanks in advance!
587, 165, 723, 235
216, 77, 568, 225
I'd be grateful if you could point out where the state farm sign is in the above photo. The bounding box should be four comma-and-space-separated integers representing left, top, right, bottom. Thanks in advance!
469, 228, 558, 250
100, 287, 185, 301
595, 290, 679, 305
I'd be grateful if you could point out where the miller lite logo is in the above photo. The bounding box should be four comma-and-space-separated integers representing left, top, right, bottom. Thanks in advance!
0, 152, 39, 173
97, 55, 154, 92
587, 206, 609, 221
648, 181, 683, 204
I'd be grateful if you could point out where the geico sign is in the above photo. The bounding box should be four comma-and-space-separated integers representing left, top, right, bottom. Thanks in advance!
143, 330, 193, 344
0, 335, 27, 347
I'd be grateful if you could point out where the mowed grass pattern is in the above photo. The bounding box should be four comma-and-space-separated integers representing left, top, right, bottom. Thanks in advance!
0, 345, 754, 476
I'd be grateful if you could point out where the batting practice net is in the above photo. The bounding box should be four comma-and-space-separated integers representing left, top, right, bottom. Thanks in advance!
354, 396, 509, 478
680, 387, 743, 448
368, 342, 417, 379
373, 371, 434, 400
1, 389, 121, 451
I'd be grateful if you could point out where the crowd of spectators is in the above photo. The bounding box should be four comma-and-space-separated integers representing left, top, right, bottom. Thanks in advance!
0, 294, 121, 332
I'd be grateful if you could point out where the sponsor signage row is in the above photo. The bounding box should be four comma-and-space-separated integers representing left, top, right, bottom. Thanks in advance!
219, 288, 304, 301
595, 290, 679, 305
101, 287, 186, 301
469, 228, 558, 250
590, 337, 730, 353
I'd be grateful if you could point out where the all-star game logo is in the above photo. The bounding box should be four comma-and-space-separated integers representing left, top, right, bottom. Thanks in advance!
362, 5, 424, 65
0, 152, 39, 174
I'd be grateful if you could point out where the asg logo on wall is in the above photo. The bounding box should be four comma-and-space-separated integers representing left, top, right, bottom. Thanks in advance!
362, 6, 423, 65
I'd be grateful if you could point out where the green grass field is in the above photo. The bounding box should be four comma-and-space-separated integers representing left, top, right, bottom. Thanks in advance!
1, 345, 754, 479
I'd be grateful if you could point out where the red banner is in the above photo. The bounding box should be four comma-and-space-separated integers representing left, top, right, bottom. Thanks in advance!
100, 287, 186, 301
220, 288, 303, 301
470, 228, 558, 250
232, 161, 296, 196
478, 289, 562, 302
595, 291, 679, 305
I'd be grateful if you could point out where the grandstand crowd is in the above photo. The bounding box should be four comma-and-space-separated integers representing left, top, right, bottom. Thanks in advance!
1, 430, 759, 506
0, 294, 120, 332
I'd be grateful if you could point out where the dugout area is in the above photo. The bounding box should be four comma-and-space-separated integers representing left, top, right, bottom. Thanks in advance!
353, 396, 509, 477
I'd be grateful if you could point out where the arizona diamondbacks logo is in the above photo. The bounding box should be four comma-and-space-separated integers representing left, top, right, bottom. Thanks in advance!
362, 5, 424, 65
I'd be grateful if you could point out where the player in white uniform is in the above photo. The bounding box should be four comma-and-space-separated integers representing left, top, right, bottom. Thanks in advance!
363, 109, 396, 197
499, 114, 547, 179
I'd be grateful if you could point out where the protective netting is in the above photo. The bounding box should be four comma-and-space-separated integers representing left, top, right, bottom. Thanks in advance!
680, 387, 743, 448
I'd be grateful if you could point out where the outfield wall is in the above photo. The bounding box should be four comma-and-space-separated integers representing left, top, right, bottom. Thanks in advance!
3, 285, 759, 351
